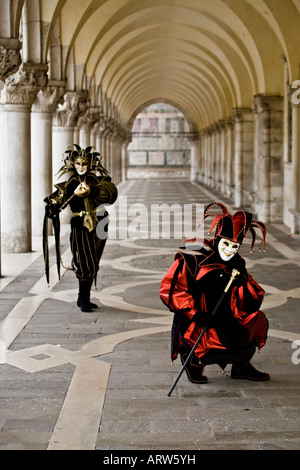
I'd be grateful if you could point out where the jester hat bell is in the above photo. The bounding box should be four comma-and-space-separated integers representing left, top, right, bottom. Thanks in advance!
200, 202, 267, 253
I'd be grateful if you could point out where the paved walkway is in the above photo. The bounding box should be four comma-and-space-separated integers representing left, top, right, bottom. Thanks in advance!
0, 179, 299, 451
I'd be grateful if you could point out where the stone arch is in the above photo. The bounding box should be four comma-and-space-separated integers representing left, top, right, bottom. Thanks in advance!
127, 101, 194, 179
1, 0, 300, 256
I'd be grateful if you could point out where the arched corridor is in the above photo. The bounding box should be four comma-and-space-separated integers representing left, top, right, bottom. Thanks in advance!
1, 1, 300, 451
0, 1, 300, 266
0, 179, 300, 450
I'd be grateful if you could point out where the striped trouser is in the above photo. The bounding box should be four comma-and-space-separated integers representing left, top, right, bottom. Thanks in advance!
70, 223, 106, 280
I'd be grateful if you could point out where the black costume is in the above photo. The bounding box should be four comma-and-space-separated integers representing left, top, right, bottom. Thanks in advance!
160, 202, 270, 383
43, 145, 117, 311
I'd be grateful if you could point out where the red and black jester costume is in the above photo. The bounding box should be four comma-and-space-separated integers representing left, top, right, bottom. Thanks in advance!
160, 203, 270, 383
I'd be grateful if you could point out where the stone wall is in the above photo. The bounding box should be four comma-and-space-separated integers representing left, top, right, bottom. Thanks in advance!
127, 103, 191, 179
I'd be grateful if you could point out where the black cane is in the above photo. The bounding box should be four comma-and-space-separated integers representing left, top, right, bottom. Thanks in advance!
167, 268, 240, 397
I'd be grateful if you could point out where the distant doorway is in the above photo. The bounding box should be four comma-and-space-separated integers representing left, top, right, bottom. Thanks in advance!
127, 103, 192, 179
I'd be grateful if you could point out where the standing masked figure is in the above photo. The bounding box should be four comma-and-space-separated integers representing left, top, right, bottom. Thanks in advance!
43, 145, 118, 312
160, 202, 270, 384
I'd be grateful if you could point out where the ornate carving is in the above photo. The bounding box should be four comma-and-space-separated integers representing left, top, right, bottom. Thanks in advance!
0, 45, 21, 82
78, 107, 101, 130
53, 90, 89, 127
253, 95, 283, 113
32, 81, 66, 113
0, 62, 48, 105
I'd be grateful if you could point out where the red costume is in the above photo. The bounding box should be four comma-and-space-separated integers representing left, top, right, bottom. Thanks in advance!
160, 202, 270, 383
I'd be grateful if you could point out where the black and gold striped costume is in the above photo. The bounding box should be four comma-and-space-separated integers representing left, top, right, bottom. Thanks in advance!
43, 171, 117, 310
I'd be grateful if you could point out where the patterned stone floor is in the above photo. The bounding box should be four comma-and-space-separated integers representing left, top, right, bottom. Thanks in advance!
0, 179, 299, 451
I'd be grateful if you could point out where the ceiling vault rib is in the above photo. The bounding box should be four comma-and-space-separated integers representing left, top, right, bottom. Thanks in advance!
12, 0, 300, 131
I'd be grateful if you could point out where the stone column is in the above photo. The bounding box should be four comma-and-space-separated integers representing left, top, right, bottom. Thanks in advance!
289, 101, 300, 232
111, 127, 120, 183
115, 126, 130, 184
252, 105, 260, 208
31, 82, 66, 235
210, 126, 217, 188
121, 140, 128, 182
79, 107, 101, 149
108, 119, 116, 176
118, 128, 131, 182
232, 108, 253, 209
197, 131, 203, 183
234, 113, 243, 208
202, 129, 210, 186
253, 96, 283, 222
189, 133, 200, 181
95, 118, 104, 153
224, 119, 234, 197
214, 124, 221, 190
0, 62, 48, 252
218, 121, 226, 193
73, 126, 80, 145
98, 117, 106, 158
91, 114, 103, 149
200, 131, 206, 184
78, 111, 90, 149
101, 117, 114, 174
0, 39, 22, 271
203, 130, 208, 185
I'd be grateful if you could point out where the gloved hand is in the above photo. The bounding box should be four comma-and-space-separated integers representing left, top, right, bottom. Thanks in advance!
74, 182, 90, 197
229, 257, 248, 286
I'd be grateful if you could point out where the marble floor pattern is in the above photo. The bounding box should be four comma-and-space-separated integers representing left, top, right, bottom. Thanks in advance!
0, 180, 299, 450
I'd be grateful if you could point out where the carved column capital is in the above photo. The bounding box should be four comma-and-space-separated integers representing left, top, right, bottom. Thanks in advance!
101, 117, 115, 137
53, 90, 89, 127
0, 38, 22, 82
117, 125, 132, 144
0, 62, 48, 105
32, 80, 66, 113
253, 94, 283, 113
78, 106, 101, 130
224, 117, 234, 129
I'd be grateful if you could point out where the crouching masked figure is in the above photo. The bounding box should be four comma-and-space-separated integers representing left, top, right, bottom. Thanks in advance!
43, 144, 118, 312
160, 202, 270, 384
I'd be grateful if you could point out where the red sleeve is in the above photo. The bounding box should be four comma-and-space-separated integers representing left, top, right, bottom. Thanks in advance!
230, 276, 268, 349
231, 275, 265, 318
160, 258, 198, 320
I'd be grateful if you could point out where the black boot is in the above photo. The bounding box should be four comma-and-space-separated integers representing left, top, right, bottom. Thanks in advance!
180, 353, 208, 384
217, 361, 228, 372
231, 362, 270, 381
77, 279, 98, 312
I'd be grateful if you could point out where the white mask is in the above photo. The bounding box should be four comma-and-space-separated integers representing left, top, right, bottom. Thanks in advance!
74, 158, 89, 176
218, 238, 240, 261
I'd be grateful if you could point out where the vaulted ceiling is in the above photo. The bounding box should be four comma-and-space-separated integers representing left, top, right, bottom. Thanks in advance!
13, 0, 300, 131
